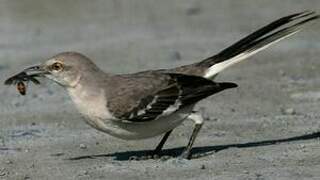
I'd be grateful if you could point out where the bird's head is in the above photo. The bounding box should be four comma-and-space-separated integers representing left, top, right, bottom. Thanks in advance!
24, 52, 100, 88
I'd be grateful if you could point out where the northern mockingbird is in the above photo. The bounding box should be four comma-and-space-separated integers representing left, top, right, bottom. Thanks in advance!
5, 11, 319, 159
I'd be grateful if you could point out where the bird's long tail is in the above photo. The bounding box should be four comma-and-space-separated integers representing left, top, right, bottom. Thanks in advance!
196, 11, 319, 79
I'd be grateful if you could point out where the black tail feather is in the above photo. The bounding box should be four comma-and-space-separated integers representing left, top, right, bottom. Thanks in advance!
198, 11, 319, 68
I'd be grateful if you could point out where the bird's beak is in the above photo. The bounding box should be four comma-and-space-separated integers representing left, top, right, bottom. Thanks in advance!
4, 64, 48, 85
22, 64, 49, 77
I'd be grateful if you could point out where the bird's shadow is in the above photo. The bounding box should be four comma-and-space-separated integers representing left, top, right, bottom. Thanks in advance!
67, 131, 320, 161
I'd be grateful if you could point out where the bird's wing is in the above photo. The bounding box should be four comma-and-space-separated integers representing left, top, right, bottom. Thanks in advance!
106, 72, 237, 122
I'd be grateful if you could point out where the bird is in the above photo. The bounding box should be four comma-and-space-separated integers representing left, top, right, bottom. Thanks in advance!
5, 11, 319, 159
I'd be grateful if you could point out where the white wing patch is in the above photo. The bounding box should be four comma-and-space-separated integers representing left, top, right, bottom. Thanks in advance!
161, 99, 182, 117
136, 95, 159, 116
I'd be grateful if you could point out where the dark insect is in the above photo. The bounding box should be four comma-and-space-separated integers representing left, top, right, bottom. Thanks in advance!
4, 72, 41, 95
16, 81, 26, 95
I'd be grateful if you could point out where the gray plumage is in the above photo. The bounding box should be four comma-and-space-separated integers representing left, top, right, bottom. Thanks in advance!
4, 11, 319, 159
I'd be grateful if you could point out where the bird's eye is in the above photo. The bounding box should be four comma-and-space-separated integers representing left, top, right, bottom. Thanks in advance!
51, 62, 64, 71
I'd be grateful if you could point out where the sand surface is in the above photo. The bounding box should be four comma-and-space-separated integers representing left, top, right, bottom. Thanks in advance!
0, 1, 320, 179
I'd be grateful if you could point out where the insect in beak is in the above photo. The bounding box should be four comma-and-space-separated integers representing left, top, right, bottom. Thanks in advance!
16, 81, 26, 95
4, 64, 47, 95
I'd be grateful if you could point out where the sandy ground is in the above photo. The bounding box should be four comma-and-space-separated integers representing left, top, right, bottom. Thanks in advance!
0, 1, 320, 179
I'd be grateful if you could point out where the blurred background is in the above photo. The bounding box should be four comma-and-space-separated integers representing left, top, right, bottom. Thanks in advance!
0, 1, 319, 179
0, 0, 319, 113
0, 0, 318, 72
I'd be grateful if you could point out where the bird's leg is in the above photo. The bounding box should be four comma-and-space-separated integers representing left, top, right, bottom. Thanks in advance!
130, 130, 173, 159
152, 130, 173, 155
180, 112, 204, 159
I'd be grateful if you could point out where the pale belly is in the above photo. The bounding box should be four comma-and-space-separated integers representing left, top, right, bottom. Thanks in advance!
67, 86, 194, 140
83, 105, 194, 140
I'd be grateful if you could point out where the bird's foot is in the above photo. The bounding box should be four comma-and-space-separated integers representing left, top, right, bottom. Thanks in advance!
128, 151, 173, 161
178, 150, 191, 160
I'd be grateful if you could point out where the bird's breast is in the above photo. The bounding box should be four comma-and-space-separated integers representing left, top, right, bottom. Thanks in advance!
67, 85, 114, 121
